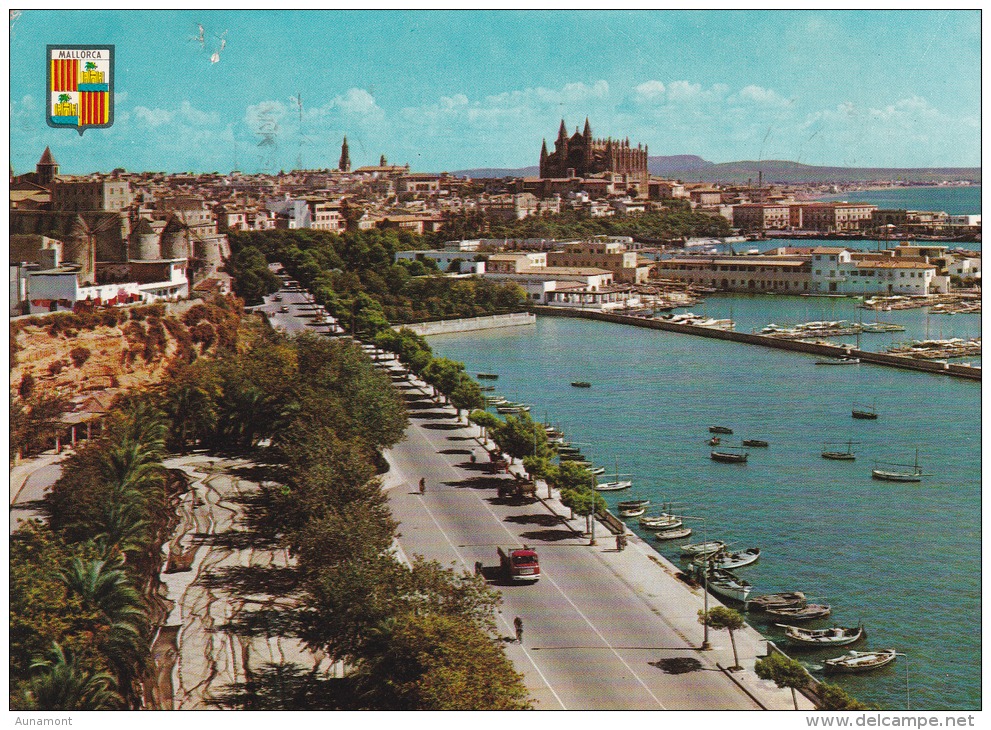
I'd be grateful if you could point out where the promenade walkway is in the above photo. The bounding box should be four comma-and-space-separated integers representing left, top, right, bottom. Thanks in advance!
381, 357, 815, 710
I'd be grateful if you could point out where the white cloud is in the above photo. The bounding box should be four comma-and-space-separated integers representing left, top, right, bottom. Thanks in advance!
633, 80, 665, 100
134, 106, 174, 127
733, 85, 790, 107
179, 100, 220, 125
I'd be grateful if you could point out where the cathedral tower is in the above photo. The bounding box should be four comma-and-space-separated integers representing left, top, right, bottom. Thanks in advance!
339, 136, 351, 172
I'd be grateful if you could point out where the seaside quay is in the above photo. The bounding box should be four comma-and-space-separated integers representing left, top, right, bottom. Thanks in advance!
380, 355, 815, 710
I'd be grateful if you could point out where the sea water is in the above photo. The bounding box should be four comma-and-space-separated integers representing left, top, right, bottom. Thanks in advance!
429, 316, 981, 710
815, 186, 982, 217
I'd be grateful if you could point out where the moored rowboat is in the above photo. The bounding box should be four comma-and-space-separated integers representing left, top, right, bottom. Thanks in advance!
765, 603, 832, 622
654, 526, 692, 540
823, 649, 897, 674
638, 513, 683, 530
693, 547, 761, 570
681, 540, 726, 557
778, 624, 865, 648
747, 591, 807, 612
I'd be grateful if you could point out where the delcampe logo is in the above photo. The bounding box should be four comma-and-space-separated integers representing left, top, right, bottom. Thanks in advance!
47, 44, 114, 135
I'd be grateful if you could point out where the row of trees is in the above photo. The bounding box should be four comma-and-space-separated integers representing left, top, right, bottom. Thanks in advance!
226, 229, 528, 330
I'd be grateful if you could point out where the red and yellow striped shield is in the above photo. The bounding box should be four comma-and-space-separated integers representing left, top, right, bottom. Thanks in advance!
47, 45, 114, 134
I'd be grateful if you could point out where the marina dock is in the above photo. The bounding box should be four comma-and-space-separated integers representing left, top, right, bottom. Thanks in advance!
532, 306, 981, 381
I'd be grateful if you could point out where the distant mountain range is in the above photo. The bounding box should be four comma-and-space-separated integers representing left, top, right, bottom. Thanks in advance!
449, 155, 980, 184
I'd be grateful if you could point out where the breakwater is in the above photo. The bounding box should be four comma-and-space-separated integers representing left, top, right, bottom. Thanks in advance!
532, 306, 981, 381
400, 312, 535, 336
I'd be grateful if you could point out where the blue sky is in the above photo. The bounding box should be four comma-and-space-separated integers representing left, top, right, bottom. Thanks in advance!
9, 10, 981, 175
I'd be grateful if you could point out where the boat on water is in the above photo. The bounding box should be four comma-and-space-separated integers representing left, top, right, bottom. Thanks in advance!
681, 540, 726, 557
765, 603, 832, 622
594, 479, 632, 492
655, 526, 692, 541
822, 440, 859, 461
697, 566, 752, 603
747, 591, 807, 612
708, 436, 721, 446
711, 449, 748, 463
872, 449, 926, 482
639, 513, 683, 530
594, 459, 632, 491
587, 466, 605, 476
709, 426, 733, 434
694, 547, 761, 570
571, 381, 592, 388
477, 373, 498, 380
823, 649, 898, 674
484, 396, 508, 406
496, 404, 531, 414
815, 357, 861, 365
852, 402, 878, 420
778, 624, 865, 648
741, 439, 769, 448
617, 498, 649, 518
479, 385, 496, 391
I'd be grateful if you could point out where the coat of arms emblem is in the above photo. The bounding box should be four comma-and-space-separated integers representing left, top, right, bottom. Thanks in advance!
47, 45, 114, 134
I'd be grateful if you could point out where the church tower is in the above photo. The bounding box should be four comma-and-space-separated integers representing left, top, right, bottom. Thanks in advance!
36, 146, 59, 187
539, 139, 549, 178
338, 136, 351, 172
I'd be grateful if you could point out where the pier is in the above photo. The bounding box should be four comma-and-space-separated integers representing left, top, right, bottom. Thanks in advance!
398, 312, 536, 336
532, 306, 981, 381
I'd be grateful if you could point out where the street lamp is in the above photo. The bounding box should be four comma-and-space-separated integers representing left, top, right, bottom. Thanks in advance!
679, 515, 711, 650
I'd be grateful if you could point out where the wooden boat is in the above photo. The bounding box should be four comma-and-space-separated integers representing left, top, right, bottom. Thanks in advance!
852, 402, 878, 420
594, 479, 632, 492
496, 404, 530, 414
478, 385, 496, 391
747, 591, 807, 612
477, 373, 498, 380
741, 439, 769, 448
655, 526, 692, 540
711, 449, 748, 463
871, 449, 926, 482
823, 649, 897, 674
765, 603, 832, 622
570, 381, 591, 388
595, 460, 632, 491
709, 426, 733, 434
700, 567, 752, 603
694, 547, 761, 570
638, 513, 683, 530
822, 440, 858, 461
681, 540, 726, 557
617, 498, 649, 514
778, 624, 865, 648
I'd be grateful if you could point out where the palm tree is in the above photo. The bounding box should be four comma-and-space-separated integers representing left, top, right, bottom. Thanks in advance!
23, 642, 122, 710
57, 93, 71, 104
85, 61, 97, 71
60, 557, 145, 627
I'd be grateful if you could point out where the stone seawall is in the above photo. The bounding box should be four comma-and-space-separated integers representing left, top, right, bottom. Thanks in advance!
399, 312, 536, 337
533, 306, 981, 381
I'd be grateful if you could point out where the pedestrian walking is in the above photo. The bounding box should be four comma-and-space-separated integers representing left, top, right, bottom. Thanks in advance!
616, 533, 627, 551
470, 450, 476, 463
514, 616, 524, 644
419, 477, 425, 494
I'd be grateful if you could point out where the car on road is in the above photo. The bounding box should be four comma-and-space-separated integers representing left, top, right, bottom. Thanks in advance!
279, 305, 290, 313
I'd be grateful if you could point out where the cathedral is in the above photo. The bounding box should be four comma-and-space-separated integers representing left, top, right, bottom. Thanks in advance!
539, 119, 649, 179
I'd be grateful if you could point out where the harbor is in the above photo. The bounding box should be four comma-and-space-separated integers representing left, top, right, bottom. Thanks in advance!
428, 315, 981, 710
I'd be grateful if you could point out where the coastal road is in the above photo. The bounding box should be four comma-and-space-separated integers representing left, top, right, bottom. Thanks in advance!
384, 370, 807, 710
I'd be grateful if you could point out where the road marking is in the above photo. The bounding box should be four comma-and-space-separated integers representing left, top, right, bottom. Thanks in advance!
407, 415, 664, 710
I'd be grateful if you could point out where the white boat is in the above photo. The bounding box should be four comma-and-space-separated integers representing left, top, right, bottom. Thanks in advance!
872, 449, 926, 482
654, 526, 692, 540
681, 540, 726, 557
693, 547, 760, 570
778, 624, 865, 648
617, 498, 649, 518
699, 567, 752, 603
815, 357, 860, 365
588, 466, 605, 476
594, 459, 632, 491
638, 513, 683, 530
594, 479, 632, 492
823, 649, 898, 674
